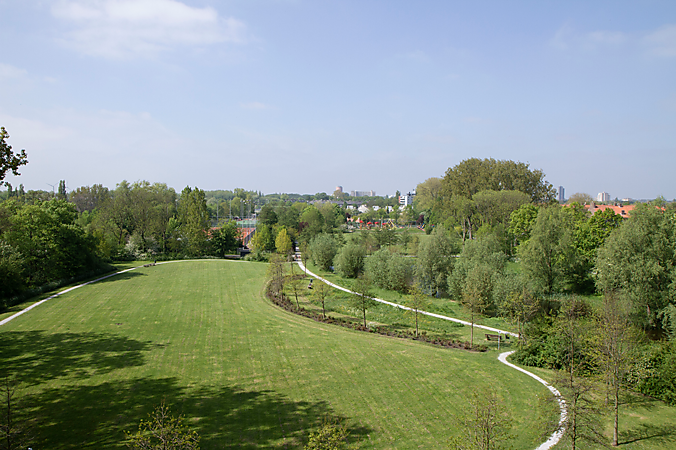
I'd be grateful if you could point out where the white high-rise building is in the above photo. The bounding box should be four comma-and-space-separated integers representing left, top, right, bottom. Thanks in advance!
558, 186, 565, 203
597, 192, 610, 202
399, 192, 415, 206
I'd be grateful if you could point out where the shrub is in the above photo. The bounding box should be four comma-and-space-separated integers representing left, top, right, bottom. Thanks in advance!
310, 234, 338, 271
334, 242, 365, 278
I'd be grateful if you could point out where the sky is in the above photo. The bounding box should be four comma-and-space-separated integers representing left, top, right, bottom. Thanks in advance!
1, 0, 675, 199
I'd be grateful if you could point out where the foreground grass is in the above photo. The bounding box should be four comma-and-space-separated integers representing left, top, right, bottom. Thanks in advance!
2, 260, 551, 449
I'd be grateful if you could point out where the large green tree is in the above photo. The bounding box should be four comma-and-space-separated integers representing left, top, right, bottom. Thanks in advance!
595, 204, 676, 329
415, 225, 456, 296
178, 186, 210, 256
0, 127, 28, 186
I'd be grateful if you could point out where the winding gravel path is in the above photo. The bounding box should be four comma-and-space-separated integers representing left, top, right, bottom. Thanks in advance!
1, 258, 567, 449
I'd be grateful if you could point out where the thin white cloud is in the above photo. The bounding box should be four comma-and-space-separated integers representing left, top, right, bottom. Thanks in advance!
240, 102, 273, 110
0, 63, 27, 81
51, 0, 247, 59
552, 23, 676, 58
550, 25, 627, 51
643, 24, 676, 57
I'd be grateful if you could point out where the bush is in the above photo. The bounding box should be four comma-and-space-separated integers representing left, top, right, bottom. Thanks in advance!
334, 242, 365, 278
310, 234, 338, 271
365, 249, 412, 293
632, 341, 676, 405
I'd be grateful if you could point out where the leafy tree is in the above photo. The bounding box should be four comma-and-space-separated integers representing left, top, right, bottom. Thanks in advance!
334, 242, 366, 278
496, 275, 538, 347
125, 401, 199, 450
57, 180, 67, 200
178, 186, 210, 256
69, 184, 111, 213
309, 234, 338, 271
508, 203, 539, 250
0, 127, 28, 186
365, 249, 412, 293
415, 225, 456, 296
0, 241, 24, 302
251, 224, 275, 253
349, 275, 377, 328
519, 206, 575, 295
275, 227, 293, 259
300, 205, 325, 239
595, 204, 676, 330
472, 190, 530, 229
211, 221, 240, 257
449, 235, 507, 304
258, 204, 278, 226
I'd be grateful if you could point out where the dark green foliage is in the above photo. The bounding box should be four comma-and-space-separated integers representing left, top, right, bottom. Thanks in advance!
334, 242, 366, 278
0, 127, 28, 186
211, 221, 241, 257
0, 199, 101, 297
449, 235, 507, 304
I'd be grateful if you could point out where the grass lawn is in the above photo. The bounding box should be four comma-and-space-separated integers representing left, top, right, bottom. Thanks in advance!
2, 260, 552, 449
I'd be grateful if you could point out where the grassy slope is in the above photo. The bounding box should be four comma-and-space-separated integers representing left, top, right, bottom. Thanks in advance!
2, 260, 548, 449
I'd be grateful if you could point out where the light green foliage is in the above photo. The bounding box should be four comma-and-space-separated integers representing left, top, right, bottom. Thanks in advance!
365, 249, 412, 293
519, 206, 575, 295
125, 401, 200, 450
0, 127, 28, 186
415, 225, 456, 295
334, 242, 366, 278
309, 234, 338, 271
251, 224, 275, 252
508, 203, 539, 249
275, 227, 293, 257
304, 417, 348, 450
595, 204, 676, 329
449, 235, 507, 303
311, 280, 333, 318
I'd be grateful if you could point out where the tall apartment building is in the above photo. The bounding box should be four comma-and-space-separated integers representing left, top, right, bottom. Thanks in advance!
350, 190, 376, 197
597, 192, 610, 202
558, 186, 565, 203
399, 192, 415, 206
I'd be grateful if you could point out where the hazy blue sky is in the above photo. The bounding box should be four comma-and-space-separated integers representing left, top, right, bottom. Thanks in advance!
2, 0, 675, 199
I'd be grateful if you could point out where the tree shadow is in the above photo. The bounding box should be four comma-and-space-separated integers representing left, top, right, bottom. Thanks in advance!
27, 377, 372, 449
0, 330, 159, 385
621, 423, 676, 445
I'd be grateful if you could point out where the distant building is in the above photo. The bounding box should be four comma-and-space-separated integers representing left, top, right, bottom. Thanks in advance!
399, 192, 415, 206
335, 186, 343, 193
597, 192, 610, 202
358, 204, 370, 214
350, 190, 376, 197
558, 186, 565, 203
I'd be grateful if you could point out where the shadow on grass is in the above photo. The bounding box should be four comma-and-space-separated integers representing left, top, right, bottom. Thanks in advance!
28, 377, 372, 449
621, 423, 676, 446
0, 331, 158, 385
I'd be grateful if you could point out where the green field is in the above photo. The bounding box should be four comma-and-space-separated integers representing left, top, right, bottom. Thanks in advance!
2, 260, 551, 449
